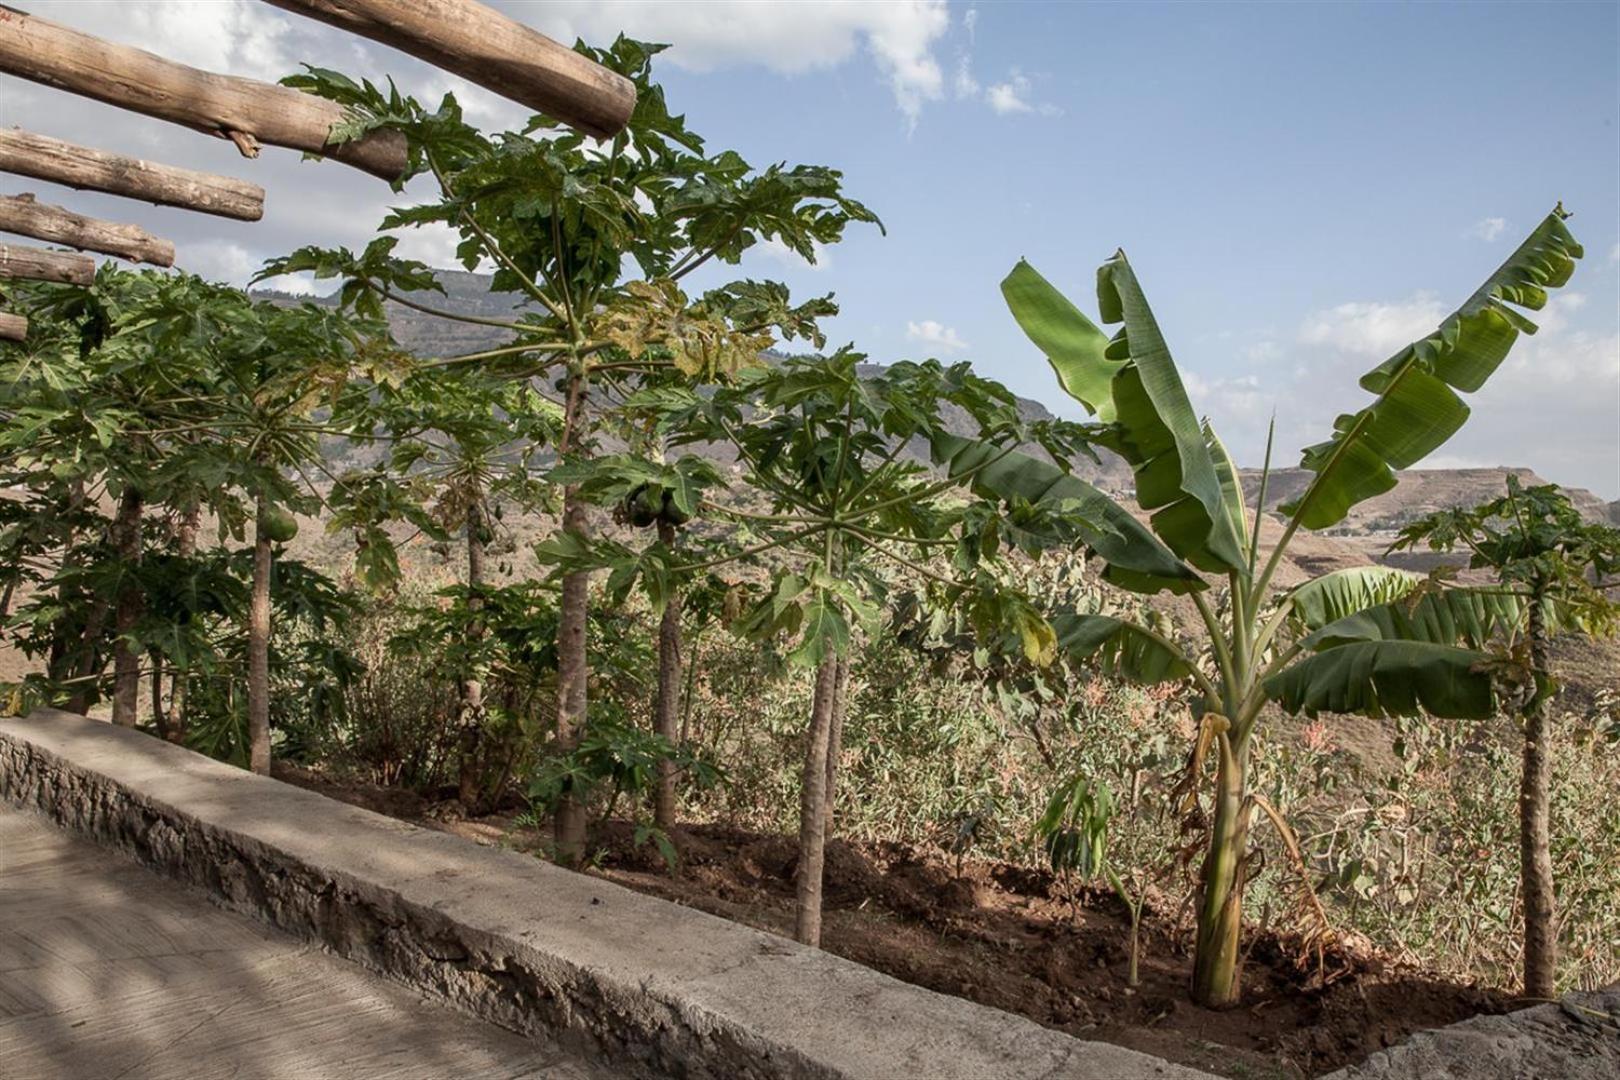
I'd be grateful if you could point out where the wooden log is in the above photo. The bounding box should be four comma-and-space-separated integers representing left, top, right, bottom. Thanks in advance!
0, 129, 264, 221
0, 193, 174, 267
0, 243, 95, 285
0, 312, 25, 340
261, 0, 635, 139
0, 5, 407, 182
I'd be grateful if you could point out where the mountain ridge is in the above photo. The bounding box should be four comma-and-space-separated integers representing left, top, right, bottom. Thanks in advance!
255, 270, 1618, 529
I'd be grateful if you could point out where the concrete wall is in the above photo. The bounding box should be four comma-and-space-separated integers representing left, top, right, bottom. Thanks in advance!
1, 710, 1208, 1080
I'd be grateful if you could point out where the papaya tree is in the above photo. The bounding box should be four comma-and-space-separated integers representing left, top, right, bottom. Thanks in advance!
938, 207, 1584, 1005
1379, 477, 1619, 998
138, 282, 404, 774
266, 37, 878, 861
548, 349, 1075, 944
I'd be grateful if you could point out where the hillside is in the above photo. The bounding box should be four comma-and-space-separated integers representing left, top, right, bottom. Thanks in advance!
261, 269, 1611, 543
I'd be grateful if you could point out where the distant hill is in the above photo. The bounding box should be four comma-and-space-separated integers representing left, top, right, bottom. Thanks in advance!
258, 270, 1610, 534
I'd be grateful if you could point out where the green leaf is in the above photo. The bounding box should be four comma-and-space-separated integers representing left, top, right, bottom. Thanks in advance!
1286, 567, 1419, 632
931, 433, 1205, 595
1301, 586, 1559, 651
1000, 261, 1122, 421
1282, 209, 1583, 530
1091, 253, 1247, 574
1265, 640, 1496, 719
1051, 613, 1192, 685
1204, 419, 1249, 563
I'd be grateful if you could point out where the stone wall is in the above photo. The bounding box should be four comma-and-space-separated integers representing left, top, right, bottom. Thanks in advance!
1, 709, 1208, 1080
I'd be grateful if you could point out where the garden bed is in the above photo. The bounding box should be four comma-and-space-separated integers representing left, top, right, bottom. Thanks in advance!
279, 765, 1511, 1080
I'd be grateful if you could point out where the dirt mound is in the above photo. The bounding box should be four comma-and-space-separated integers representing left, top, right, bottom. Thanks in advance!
587, 821, 1508, 1079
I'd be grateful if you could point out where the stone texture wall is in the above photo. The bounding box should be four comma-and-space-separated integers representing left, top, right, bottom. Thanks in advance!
1, 710, 1208, 1080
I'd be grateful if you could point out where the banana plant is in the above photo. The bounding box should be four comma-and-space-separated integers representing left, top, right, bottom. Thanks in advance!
939, 207, 1583, 1005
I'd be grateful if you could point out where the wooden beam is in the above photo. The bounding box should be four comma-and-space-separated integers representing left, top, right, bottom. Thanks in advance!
0, 129, 265, 222
0, 193, 174, 267
0, 312, 25, 341
0, 5, 407, 182
261, 0, 635, 139
0, 243, 95, 285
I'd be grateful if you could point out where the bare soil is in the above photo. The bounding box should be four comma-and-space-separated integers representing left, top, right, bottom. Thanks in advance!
278, 765, 1509, 1080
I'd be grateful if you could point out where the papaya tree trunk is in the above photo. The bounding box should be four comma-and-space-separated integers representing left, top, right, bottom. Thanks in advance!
247, 493, 273, 775
1192, 732, 1250, 1007
1520, 581, 1557, 1000
822, 652, 850, 830
653, 519, 682, 831
162, 501, 199, 743
553, 370, 590, 864
457, 498, 488, 810
794, 650, 841, 947
110, 486, 142, 727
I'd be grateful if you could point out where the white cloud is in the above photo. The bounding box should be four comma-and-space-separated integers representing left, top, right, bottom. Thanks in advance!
986, 76, 1034, 115
177, 240, 260, 286
1608, 242, 1620, 266
906, 319, 969, 353
1465, 217, 1508, 242
1298, 293, 1446, 357
1535, 292, 1587, 335
751, 236, 831, 272
530, 1, 951, 124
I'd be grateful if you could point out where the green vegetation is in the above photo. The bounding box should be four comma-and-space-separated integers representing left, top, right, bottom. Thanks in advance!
2, 39, 1616, 1045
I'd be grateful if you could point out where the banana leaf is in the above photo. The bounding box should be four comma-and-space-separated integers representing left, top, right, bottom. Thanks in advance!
1002, 258, 1247, 575
1286, 566, 1419, 632
1302, 586, 1563, 650
1052, 612, 1192, 685
1281, 210, 1583, 530
932, 432, 1205, 595
1265, 640, 1496, 719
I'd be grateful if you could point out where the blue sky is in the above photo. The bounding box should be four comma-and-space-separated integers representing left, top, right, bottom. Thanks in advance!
5, 2, 1617, 495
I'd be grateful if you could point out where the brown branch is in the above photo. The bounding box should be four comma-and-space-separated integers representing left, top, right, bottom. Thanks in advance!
0, 192, 173, 266
0, 311, 25, 340
260, 0, 635, 139
0, 242, 94, 285
0, 129, 264, 221
0, 5, 406, 181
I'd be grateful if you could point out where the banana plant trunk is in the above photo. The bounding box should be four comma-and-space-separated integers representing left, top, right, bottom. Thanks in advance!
109, 486, 143, 727
457, 499, 488, 811
1520, 579, 1557, 1000
794, 649, 841, 947
552, 369, 590, 864
652, 520, 682, 831
1192, 732, 1250, 1007
247, 493, 273, 776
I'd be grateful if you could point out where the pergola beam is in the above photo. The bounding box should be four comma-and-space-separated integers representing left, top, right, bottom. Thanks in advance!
0, 5, 408, 181
0, 193, 174, 267
0, 312, 25, 341
261, 0, 635, 139
0, 129, 265, 222
0, 243, 95, 285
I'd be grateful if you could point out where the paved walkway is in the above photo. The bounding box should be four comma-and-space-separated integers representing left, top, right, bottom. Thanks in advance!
0, 808, 614, 1079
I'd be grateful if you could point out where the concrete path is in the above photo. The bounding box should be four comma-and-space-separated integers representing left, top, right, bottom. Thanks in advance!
0, 808, 612, 1080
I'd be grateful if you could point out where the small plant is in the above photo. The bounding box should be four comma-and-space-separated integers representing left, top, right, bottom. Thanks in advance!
526, 719, 723, 867
1037, 773, 1148, 987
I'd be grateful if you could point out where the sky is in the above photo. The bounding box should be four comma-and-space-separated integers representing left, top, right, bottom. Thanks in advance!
3, 1, 1617, 497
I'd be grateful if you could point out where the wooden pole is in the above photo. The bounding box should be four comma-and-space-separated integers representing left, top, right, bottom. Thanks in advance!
0, 5, 407, 182
0, 312, 25, 340
0, 129, 265, 221
260, 0, 636, 139
0, 193, 174, 267
0, 243, 95, 285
